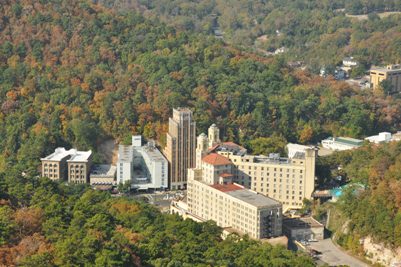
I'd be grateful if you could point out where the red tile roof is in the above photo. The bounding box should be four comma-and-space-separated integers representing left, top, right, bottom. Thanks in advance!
210, 183, 243, 192
202, 153, 232, 166
219, 173, 233, 178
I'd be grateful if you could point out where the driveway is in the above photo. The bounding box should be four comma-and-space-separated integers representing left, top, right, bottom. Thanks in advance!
309, 239, 369, 267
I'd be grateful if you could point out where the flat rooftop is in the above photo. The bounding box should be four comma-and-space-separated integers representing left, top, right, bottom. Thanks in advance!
283, 217, 324, 229
139, 144, 166, 162
90, 164, 116, 177
370, 65, 401, 73
213, 142, 247, 156
227, 189, 281, 208
210, 183, 243, 192
335, 137, 363, 146
324, 137, 363, 146
174, 107, 192, 113
68, 150, 92, 162
41, 147, 73, 161
287, 143, 313, 150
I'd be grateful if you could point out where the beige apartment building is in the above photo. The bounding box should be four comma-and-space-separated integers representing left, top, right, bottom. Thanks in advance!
67, 150, 92, 184
164, 108, 196, 190
196, 124, 317, 211
187, 153, 283, 239
41, 148, 72, 181
370, 64, 401, 92
41, 148, 92, 183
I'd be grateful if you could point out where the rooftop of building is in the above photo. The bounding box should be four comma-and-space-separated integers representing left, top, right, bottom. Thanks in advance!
252, 153, 293, 164
209, 182, 281, 207
136, 142, 167, 162
283, 216, 324, 229
41, 147, 74, 161
41, 147, 92, 162
211, 141, 247, 156
210, 183, 243, 192
118, 145, 133, 162
287, 143, 314, 150
202, 153, 232, 166
370, 64, 401, 73
324, 136, 363, 146
174, 107, 193, 113
90, 164, 116, 178
227, 189, 282, 208
67, 150, 92, 162
343, 56, 356, 61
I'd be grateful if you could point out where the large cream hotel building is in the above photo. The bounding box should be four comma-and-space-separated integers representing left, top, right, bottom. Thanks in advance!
196, 124, 317, 211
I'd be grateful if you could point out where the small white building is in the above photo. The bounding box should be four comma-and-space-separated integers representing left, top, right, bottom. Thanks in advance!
321, 137, 363, 151
342, 57, 358, 67
365, 132, 392, 144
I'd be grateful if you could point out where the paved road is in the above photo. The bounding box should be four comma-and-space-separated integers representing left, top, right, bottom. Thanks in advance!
310, 239, 369, 267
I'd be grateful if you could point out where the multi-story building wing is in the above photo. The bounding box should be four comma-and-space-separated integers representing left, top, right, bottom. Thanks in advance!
117, 145, 134, 185
195, 124, 317, 211
41, 148, 72, 181
223, 151, 316, 210
164, 108, 196, 190
67, 150, 92, 184
187, 153, 283, 239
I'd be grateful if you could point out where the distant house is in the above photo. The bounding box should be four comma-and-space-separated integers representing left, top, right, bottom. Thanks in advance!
342, 57, 358, 67
274, 47, 287, 54
321, 137, 363, 151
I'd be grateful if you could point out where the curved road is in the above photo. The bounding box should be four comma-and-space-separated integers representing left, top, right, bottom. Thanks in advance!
309, 238, 369, 267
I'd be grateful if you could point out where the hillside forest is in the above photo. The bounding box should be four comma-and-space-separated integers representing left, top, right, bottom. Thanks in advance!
0, 0, 401, 265
99, 0, 401, 69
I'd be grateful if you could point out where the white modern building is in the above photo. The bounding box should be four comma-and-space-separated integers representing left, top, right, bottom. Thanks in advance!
117, 136, 168, 190
365, 132, 392, 144
321, 137, 363, 151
